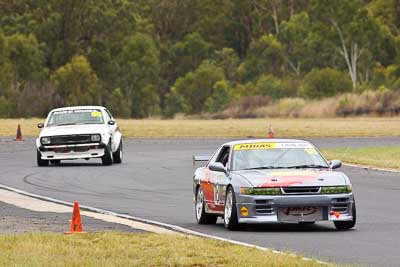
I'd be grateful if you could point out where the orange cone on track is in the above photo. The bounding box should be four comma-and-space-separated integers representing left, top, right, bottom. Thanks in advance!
65, 202, 85, 234
15, 124, 23, 141
267, 124, 274, 138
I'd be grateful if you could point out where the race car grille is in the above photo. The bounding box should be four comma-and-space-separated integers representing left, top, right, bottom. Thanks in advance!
331, 204, 349, 213
282, 186, 321, 195
53, 146, 90, 153
50, 135, 94, 145
255, 200, 274, 214
331, 198, 350, 213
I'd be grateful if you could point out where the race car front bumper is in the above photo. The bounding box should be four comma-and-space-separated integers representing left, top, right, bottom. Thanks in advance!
236, 193, 354, 223
38, 143, 106, 160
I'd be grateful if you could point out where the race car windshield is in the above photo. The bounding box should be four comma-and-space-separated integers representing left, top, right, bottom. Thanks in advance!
47, 109, 104, 126
232, 143, 329, 171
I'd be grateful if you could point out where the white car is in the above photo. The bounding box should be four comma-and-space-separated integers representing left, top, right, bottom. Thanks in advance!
36, 106, 123, 166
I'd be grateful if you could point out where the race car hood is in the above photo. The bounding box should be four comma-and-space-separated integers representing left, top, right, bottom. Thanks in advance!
39, 124, 108, 137
233, 169, 347, 187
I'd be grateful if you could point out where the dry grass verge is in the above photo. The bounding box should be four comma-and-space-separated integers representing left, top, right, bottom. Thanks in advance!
0, 232, 330, 267
1, 117, 400, 138
323, 146, 400, 170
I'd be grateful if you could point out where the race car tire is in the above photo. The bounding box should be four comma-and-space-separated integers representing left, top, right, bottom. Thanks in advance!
50, 160, 61, 165
113, 140, 123, 164
334, 201, 356, 230
37, 150, 49, 167
101, 141, 113, 166
195, 186, 218, 224
224, 186, 244, 230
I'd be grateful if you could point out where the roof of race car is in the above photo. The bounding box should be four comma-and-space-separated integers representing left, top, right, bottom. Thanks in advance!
50, 106, 106, 112
223, 139, 312, 146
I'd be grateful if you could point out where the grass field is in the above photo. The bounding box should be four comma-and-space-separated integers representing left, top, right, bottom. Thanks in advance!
1, 117, 400, 138
0, 232, 329, 267
323, 147, 400, 170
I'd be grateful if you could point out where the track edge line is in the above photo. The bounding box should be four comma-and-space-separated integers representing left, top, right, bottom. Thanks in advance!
0, 183, 331, 265
343, 163, 400, 173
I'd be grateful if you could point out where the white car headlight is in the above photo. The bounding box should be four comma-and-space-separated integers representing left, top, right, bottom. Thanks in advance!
41, 137, 51, 145
91, 134, 101, 142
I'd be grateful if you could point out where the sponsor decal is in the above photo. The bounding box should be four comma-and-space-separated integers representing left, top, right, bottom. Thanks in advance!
91, 111, 102, 117
282, 206, 318, 216
233, 142, 313, 151
53, 109, 100, 114
240, 206, 249, 216
234, 143, 276, 150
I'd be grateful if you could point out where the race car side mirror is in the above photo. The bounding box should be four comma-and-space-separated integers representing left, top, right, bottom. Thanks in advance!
37, 123, 44, 129
330, 160, 342, 169
108, 120, 116, 125
209, 162, 227, 174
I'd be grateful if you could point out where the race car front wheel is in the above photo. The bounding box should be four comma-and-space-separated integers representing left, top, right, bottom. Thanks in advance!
101, 142, 113, 166
224, 186, 244, 230
195, 186, 217, 224
113, 140, 123, 164
334, 201, 356, 230
37, 150, 49, 167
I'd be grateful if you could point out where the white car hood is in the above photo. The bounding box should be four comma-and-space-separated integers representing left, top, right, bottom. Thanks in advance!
39, 124, 108, 137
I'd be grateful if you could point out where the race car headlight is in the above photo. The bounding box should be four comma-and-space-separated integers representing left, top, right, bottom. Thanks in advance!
240, 187, 281, 195
91, 134, 101, 142
321, 185, 352, 194
40, 137, 51, 145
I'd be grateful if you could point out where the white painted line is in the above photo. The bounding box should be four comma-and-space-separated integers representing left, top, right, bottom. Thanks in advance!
343, 163, 400, 173
0, 183, 331, 265
0, 187, 175, 234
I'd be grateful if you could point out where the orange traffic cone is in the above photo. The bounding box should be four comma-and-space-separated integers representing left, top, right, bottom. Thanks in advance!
65, 202, 85, 234
267, 124, 274, 138
15, 124, 23, 141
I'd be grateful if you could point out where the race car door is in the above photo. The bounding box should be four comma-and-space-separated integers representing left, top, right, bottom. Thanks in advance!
204, 145, 231, 214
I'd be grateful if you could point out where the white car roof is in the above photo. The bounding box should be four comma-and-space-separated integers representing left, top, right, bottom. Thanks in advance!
50, 106, 106, 112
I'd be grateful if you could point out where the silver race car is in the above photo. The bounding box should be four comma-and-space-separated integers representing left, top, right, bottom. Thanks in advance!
193, 139, 356, 231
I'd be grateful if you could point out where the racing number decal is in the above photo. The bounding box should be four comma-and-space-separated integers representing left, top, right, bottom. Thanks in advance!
213, 173, 227, 205
202, 170, 226, 212
91, 111, 102, 117
214, 183, 225, 204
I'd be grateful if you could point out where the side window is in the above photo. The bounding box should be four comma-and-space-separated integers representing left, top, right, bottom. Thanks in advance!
207, 147, 222, 166
105, 109, 113, 120
216, 146, 230, 168
103, 110, 111, 122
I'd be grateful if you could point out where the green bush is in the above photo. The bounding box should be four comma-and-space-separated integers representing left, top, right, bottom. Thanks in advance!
173, 60, 225, 114
162, 90, 186, 118
301, 68, 352, 98
255, 75, 288, 99
205, 80, 231, 113
0, 96, 11, 117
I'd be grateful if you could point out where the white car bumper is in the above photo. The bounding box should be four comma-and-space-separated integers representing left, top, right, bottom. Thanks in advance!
38, 143, 105, 160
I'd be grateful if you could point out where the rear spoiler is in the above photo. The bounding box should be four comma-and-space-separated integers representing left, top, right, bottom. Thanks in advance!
192, 155, 210, 166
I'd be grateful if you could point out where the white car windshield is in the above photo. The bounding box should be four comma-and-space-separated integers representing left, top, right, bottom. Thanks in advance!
232, 142, 329, 170
47, 109, 104, 126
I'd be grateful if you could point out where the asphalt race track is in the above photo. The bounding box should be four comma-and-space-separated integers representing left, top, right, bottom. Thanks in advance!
1, 137, 400, 266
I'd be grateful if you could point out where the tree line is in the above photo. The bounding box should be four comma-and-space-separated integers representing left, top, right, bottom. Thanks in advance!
0, 0, 399, 118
